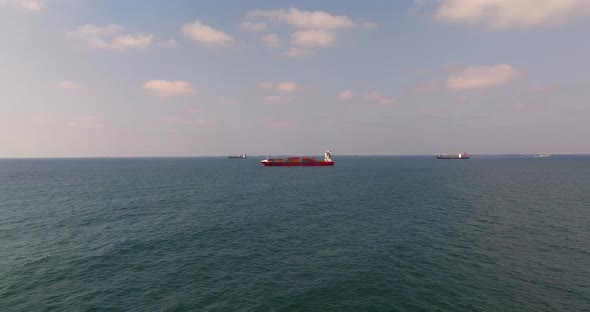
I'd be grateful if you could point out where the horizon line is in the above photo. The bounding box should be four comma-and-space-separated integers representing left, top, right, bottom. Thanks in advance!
1, 153, 590, 160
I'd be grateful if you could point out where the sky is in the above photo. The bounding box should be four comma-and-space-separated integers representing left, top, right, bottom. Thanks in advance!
1, 0, 589, 157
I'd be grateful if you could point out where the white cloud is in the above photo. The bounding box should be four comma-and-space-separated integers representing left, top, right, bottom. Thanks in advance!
257, 81, 297, 92
57, 81, 81, 90
277, 81, 297, 92
1, 0, 43, 12
144, 80, 197, 97
263, 95, 293, 103
246, 7, 375, 58
248, 7, 362, 29
366, 92, 395, 105
284, 29, 336, 57
70, 24, 152, 51
291, 29, 336, 47
161, 37, 179, 48
109, 34, 152, 50
366, 92, 383, 101
338, 90, 354, 101
434, 0, 590, 28
72, 24, 123, 37
241, 21, 268, 32
262, 33, 280, 49
446, 64, 519, 91
182, 21, 232, 47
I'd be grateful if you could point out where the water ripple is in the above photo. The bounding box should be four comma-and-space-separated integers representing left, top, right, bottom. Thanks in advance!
1, 157, 589, 311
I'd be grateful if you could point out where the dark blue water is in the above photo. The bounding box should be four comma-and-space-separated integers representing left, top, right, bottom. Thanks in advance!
1, 156, 589, 311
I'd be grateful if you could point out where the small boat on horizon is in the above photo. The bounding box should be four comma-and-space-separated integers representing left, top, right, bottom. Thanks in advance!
437, 152, 470, 159
228, 154, 247, 159
261, 150, 335, 167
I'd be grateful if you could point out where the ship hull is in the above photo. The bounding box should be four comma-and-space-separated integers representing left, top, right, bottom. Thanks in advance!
436, 156, 469, 159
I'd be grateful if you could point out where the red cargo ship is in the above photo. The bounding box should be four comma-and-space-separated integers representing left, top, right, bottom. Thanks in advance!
261, 150, 335, 167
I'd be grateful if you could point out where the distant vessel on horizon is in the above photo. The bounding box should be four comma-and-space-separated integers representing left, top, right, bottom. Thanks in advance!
228, 154, 247, 159
437, 152, 470, 159
535, 154, 551, 158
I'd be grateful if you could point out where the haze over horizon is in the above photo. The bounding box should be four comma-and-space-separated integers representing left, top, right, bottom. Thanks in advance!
1, 0, 589, 157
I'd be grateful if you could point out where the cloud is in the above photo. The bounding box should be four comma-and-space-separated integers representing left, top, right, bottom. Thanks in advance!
248, 7, 369, 29
1, 0, 43, 12
257, 81, 297, 92
70, 24, 152, 51
258, 81, 297, 103
291, 29, 336, 47
57, 81, 81, 90
277, 81, 297, 92
262, 33, 280, 49
144, 80, 197, 97
366, 92, 382, 101
109, 34, 153, 50
433, 0, 590, 28
72, 24, 123, 37
263, 95, 293, 103
246, 7, 375, 58
161, 37, 179, 48
366, 92, 395, 105
284, 30, 336, 58
446, 64, 519, 91
182, 21, 232, 47
241, 21, 268, 33
338, 90, 354, 101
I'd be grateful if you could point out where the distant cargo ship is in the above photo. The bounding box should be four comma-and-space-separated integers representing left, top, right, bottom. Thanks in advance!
437, 152, 470, 159
228, 154, 247, 159
261, 150, 335, 167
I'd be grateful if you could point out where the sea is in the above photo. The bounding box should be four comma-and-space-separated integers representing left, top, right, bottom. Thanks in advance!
0, 155, 588, 311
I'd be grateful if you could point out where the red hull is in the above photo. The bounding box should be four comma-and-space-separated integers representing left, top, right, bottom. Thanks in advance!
261, 161, 334, 167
